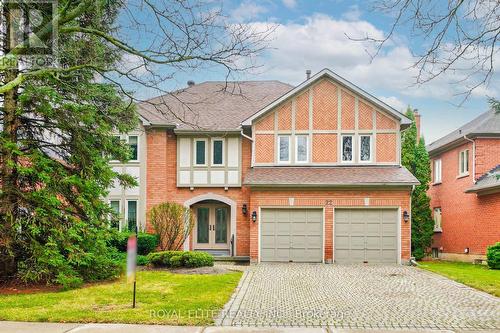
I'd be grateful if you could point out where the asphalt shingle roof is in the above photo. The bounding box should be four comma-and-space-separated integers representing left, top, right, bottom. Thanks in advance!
465, 165, 500, 194
427, 109, 500, 153
244, 167, 419, 187
137, 81, 293, 130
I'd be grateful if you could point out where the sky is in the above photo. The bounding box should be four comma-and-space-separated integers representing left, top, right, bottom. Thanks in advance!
120, 0, 499, 144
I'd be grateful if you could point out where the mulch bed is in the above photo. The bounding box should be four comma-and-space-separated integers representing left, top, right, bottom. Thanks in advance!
0, 279, 62, 295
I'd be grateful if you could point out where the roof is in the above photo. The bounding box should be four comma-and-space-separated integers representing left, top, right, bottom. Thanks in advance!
241, 68, 412, 127
244, 166, 420, 187
465, 165, 500, 195
427, 109, 500, 154
137, 81, 293, 130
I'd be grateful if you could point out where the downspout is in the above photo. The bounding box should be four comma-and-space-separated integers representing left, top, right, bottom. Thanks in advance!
240, 128, 253, 141
463, 135, 476, 183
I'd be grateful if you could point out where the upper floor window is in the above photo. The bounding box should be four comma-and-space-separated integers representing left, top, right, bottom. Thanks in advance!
296, 135, 308, 163
433, 207, 442, 232
212, 139, 224, 166
195, 139, 207, 166
128, 135, 138, 161
359, 135, 372, 162
433, 159, 442, 183
278, 135, 290, 163
341, 135, 353, 162
459, 149, 469, 176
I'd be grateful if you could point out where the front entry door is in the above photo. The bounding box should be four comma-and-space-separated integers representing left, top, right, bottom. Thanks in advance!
194, 205, 229, 250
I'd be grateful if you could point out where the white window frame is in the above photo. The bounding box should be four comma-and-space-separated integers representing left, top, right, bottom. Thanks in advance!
127, 135, 139, 162
193, 138, 208, 166
433, 159, 442, 184
295, 135, 309, 163
110, 135, 123, 163
433, 207, 442, 232
341, 134, 355, 163
211, 138, 225, 166
109, 199, 122, 229
458, 149, 469, 176
125, 199, 139, 232
358, 135, 372, 163
278, 135, 291, 164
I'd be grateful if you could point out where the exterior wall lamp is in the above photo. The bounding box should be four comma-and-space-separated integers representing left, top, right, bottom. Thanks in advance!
242, 204, 248, 215
403, 211, 410, 223
251, 211, 257, 223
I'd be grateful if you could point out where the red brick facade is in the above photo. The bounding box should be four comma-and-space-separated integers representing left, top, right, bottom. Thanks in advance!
429, 139, 500, 258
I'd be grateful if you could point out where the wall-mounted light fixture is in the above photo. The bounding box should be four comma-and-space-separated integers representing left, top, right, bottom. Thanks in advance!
242, 204, 248, 215
464, 247, 470, 254
403, 211, 410, 223
251, 211, 257, 223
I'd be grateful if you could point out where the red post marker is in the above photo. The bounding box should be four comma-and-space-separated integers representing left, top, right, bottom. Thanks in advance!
127, 234, 137, 308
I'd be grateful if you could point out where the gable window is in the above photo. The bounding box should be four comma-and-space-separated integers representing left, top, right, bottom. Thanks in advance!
433, 208, 442, 232
459, 149, 469, 176
341, 135, 353, 162
128, 135, 138, 161
195, 139, 207, 165
212, 139, 224, 165
433, 159, 442, 183
278, 135, 290, 163
296, 135, 308, 163
359, 135, 372, 162
127, 200, 138, 232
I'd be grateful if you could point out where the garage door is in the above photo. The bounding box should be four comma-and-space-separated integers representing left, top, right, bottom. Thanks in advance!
335, 209, 398, 264
261, 208, 323, 262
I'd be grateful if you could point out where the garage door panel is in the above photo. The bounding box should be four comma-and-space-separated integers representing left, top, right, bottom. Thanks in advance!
335, 209, 398, 264
261, 208, 323, 262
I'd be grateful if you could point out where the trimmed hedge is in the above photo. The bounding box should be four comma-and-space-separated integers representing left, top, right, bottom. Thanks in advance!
147, 251, 214, 268
108, 232, 159, 255
487, 242, 500, 269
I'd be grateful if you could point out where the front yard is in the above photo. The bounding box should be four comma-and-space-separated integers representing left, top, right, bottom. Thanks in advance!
0, 270, 242, 325
418, 261, 500, 297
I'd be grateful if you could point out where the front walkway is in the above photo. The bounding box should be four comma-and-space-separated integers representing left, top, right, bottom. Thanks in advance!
217, 264, 500, 330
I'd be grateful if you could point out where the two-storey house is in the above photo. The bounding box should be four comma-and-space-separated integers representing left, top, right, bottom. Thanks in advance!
128, 69, 418, 264
427, 109, 500, 262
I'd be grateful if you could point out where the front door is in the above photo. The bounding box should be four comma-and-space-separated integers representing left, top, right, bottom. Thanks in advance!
194, 205, 229, 250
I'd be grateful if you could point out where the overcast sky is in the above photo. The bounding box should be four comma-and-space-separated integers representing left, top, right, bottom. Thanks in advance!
123, 0, 499, 144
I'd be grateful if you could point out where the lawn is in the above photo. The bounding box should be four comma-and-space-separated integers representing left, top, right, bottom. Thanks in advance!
0, 270, 242, 325
419, 261, 500, 297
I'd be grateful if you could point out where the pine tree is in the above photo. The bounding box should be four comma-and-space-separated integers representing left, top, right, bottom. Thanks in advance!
401, 107, 434, 259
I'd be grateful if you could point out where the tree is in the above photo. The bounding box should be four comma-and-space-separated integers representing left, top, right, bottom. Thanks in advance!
401, 107, 434, 260
359, 1, 499, 101
0, 0, 271, 283
149, 202, 194, 251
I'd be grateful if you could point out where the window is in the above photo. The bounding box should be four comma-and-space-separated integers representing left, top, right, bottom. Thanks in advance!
195, 140, 206, 165
278, 135, 290, 163
127, 200, 138, 232
109, 200, 120, 229
359, 135, 372, 162
110, 136, 122, 161
128, 136, 138, 161
433, 159, 442, 183
212, 139, 224, 165
433, 208, 442, 232
459, 149, 469, 176
341, 135, 353, 162
296, 135, 308, 163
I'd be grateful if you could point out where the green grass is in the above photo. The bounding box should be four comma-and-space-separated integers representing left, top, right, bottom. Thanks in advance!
0, 270, 242, 325
419, 261, 500, 297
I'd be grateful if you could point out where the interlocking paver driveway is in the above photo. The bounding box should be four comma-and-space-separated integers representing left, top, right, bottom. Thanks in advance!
217, 264, 500, 330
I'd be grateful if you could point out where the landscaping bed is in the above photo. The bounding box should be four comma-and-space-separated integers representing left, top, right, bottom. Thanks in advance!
418, 260, 500, 297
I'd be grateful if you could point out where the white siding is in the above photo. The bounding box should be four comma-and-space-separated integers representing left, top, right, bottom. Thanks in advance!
179, 138, 191, 167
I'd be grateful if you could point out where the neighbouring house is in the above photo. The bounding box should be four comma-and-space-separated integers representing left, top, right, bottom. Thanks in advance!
109, 68, 420, 264
427, 109, 500, 262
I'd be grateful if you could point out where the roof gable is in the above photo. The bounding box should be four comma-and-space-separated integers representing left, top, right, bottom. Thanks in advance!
241, 68, 411, 127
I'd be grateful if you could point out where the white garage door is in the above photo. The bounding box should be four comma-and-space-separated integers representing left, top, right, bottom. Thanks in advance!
335, 209, 398, 264
260, 208, 323, 262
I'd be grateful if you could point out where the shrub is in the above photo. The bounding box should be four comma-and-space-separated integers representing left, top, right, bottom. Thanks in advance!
487, 242, 500, 269
412, 248, 425, 261
56, 273, 84, 291
182, 251, 214, 268
149, 202, 194, 250
109, 232, 159, 255
136, 255, 150, 266
147, 251, 213, 268
169, 255, 183, 268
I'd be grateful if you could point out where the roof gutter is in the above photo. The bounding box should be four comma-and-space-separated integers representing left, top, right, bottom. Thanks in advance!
240, 128, 253, 141
463, 135, 476, 183
244, 182, 420, 188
